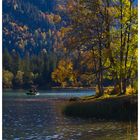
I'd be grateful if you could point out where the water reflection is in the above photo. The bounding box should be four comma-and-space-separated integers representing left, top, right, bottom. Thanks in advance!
3, 90, 137, 140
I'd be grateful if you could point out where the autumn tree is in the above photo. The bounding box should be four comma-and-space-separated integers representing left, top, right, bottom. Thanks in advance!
3, 70, 14, 88
59, 0, 137, 95
61, 0, 111, 96
109, 0, 138, 94
14, 70, 24, 87
52, 59, 77, 87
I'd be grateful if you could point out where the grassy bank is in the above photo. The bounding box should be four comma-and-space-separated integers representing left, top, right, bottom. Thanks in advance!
63, 95, 137, 121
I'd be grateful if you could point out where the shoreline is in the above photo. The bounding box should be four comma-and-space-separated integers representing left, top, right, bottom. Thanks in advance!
3, 87, 96, 90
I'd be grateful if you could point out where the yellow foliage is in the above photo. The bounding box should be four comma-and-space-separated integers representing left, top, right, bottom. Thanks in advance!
60, 27, 72, 38
104, 86, 114, 94
52, 59, 77, 87
45, 13, 61, 23
23, 25, 28, 30
53, 14, 61, 23
126, 86, 136, 95
56, 4, 65, 11
10, 22, 16, 27
104, 86, 120, 95
3, 70, 14, 88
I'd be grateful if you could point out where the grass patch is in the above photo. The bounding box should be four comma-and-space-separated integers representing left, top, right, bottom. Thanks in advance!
63, 95, 137, 121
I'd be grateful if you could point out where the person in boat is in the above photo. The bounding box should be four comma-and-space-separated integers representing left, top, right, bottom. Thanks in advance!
29, 89, 33, 93
29, 88, 37, 93
28, 85, 38, 93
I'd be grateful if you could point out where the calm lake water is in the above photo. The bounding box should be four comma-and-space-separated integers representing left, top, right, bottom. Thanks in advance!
3, 89, 137, 140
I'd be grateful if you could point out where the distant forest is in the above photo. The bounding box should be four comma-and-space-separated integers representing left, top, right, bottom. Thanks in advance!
3, 0, 137, 95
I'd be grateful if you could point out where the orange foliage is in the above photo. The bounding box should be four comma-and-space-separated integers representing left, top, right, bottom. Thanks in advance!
52, 59, 77, 87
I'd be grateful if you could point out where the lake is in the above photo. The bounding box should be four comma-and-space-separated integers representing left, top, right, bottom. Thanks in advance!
3, 89, 137, 140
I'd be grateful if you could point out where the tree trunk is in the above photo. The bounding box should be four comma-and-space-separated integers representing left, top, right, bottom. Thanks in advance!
123, 0, 132, 94
119, 0, 123, 95
98, 41, 104, 96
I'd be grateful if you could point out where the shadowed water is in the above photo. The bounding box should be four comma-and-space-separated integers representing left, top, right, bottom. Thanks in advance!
3, 89, 137, 140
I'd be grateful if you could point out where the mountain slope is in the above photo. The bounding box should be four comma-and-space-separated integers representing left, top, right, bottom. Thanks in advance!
3, 0, 67, 56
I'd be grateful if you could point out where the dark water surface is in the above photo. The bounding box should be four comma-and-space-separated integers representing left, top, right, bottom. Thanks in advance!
3, 89, 137, 140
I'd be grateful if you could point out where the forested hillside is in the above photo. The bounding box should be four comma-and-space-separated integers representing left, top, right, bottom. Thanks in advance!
3, 0, 138, 95
3, 0, 68, 88
3, 0, 67, 55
